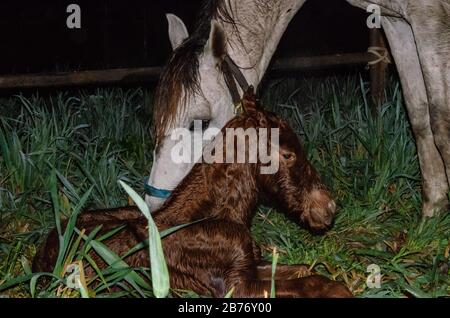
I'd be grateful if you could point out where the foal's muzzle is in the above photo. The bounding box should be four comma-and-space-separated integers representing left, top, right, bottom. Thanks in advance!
301, 189, 337, 231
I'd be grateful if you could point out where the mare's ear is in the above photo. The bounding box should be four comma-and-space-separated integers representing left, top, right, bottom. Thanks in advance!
167, 13, 189, 50
242, 86, 262, 112
206, 20, 227, 61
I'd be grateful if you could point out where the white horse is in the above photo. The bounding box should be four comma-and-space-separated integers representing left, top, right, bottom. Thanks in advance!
146, 0, 449, 217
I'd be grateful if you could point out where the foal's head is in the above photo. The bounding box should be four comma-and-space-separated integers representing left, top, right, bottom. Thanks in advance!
239, 90, 337, 232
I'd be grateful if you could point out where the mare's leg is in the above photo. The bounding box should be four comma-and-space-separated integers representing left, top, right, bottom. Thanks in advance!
233, 275, 352, 298
408, 2, 450, 199
382, 17, 449, 216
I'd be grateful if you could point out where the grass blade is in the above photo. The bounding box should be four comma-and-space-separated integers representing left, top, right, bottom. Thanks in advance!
118, 180, 170, 298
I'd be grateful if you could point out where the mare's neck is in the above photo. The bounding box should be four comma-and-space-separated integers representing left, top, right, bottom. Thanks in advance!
153, 162, 259, 228
219, 0, 306, 85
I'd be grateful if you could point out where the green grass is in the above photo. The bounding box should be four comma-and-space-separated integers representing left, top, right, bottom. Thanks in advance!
0, 75, 449, 298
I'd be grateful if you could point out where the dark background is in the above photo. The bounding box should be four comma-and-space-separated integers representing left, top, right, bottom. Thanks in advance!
0, 0, 369, 75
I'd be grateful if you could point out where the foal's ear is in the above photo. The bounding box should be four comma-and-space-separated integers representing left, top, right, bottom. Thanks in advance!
206, 20, 227, 60
166, 13, 189, 50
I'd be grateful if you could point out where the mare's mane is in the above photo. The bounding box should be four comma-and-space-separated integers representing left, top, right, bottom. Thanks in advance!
152, 0, 239, 143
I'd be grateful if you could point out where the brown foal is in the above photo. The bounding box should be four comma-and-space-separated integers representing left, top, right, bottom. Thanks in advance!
33, 89, 352, 298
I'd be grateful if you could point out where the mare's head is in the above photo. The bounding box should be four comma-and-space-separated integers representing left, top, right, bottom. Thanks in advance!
147, 8, 239, 211
237, 89, 337, 232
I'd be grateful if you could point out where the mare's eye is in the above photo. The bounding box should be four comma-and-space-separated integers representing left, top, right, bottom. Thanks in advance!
189, 119, 210, 131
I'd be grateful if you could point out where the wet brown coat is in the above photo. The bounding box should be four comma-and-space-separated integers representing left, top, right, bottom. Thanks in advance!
34, 91, 351, 298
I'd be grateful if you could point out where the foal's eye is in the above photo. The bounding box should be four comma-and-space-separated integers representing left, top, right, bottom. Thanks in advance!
189, 119, 210, 131
282, 152, 296, 161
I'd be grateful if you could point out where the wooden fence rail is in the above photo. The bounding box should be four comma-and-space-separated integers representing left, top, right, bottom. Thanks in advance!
0, 52, 377, 90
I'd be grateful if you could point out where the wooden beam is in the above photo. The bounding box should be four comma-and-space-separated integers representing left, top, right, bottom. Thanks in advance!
271, 52, 374, 71
0, 67, 164, 90
0, 52, 378, 90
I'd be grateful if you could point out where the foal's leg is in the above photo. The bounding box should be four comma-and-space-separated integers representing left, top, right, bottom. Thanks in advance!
233, 276, 352, 298
255, 262, 312, 280
76, 206, 142, 223
252, 242, 311, 279
233, 243, 350, 297
382, 17, 449, 217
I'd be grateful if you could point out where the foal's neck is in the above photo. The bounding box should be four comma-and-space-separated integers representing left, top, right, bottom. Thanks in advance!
153, 162, 259, 228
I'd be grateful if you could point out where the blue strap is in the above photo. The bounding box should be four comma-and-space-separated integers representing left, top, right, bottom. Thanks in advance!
144, 177, 172, 199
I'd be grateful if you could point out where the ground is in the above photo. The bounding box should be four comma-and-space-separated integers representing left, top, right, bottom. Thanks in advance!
0, 74, 449, 298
